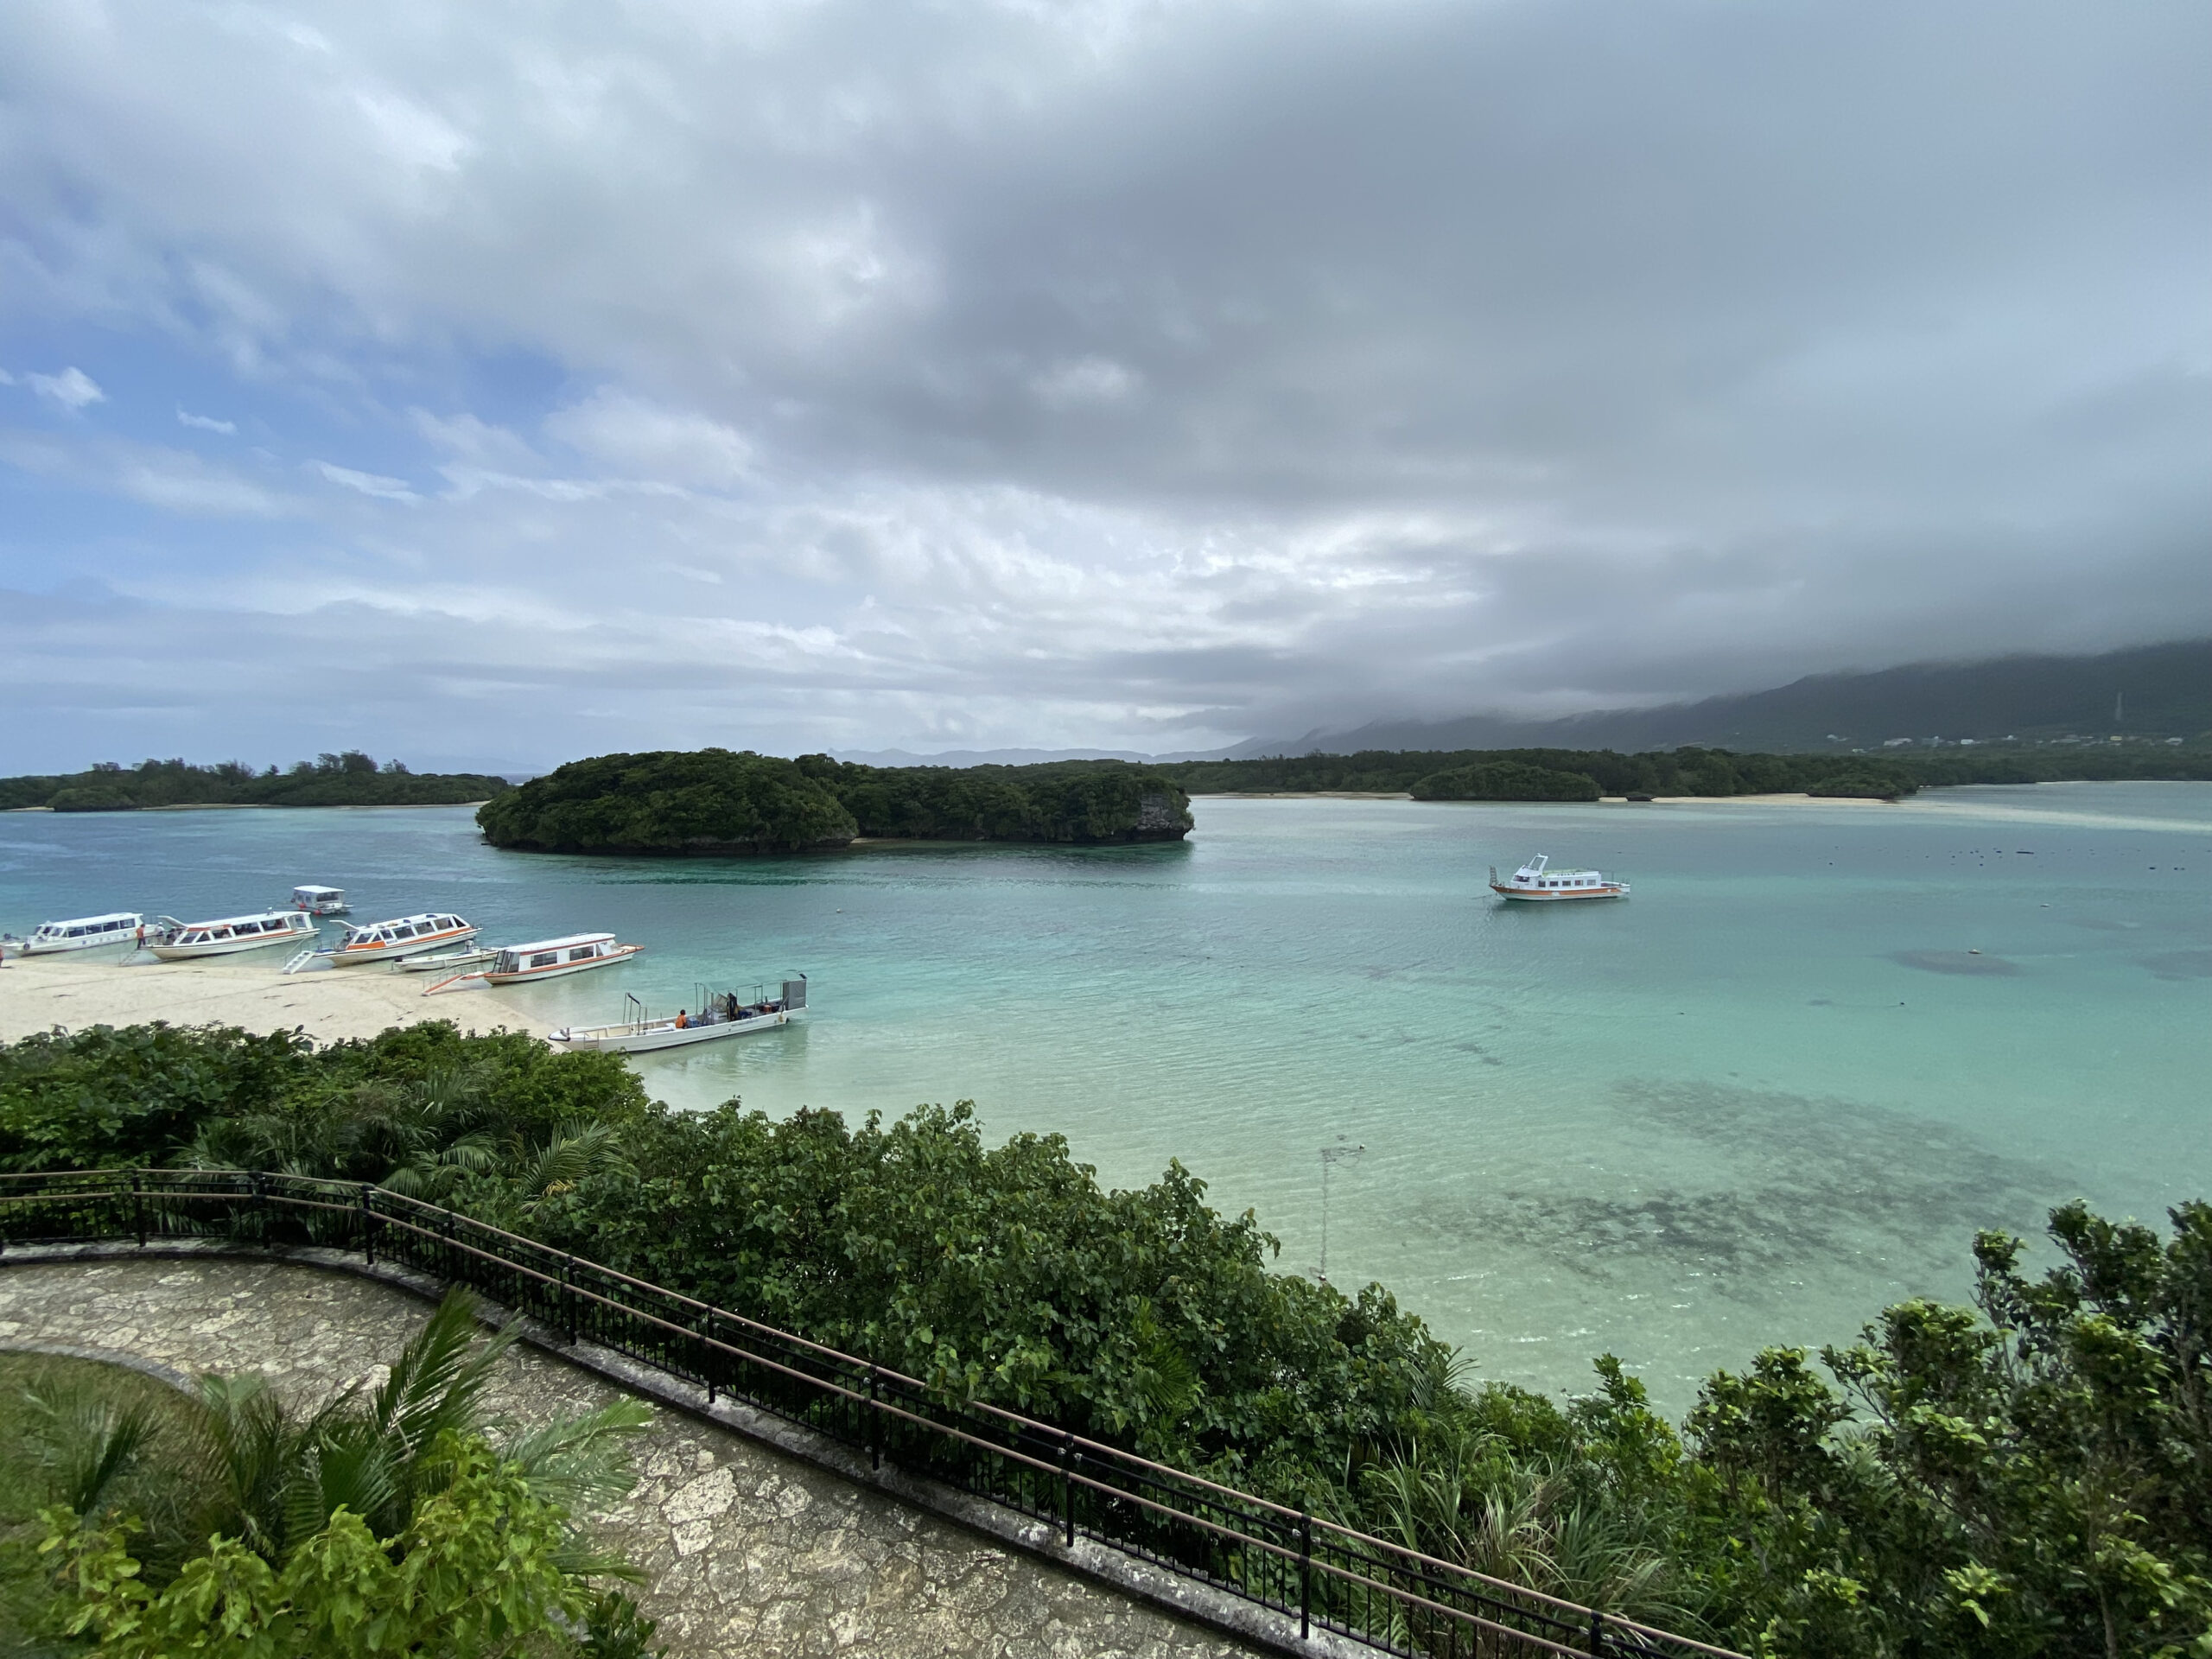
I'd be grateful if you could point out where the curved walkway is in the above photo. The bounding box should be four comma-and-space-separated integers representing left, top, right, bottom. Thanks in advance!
0, 1255, 1254, 1659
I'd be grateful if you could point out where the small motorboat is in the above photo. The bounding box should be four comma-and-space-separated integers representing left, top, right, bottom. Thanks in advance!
424, 932, 642, 994
2, 912, 146, 957
146, 909, 321, 959
393, 944, 498, 974
290, 885, 352, 916
549, 976, 807, 1053
1488, 854, 1630, 902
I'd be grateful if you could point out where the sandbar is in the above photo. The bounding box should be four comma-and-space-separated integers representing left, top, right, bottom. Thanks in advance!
1636, 792, 1896, 806
0, 952, 509, 1046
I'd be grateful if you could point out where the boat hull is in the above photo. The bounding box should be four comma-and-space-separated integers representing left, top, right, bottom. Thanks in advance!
14, 933, 138, 957
548, 1009, 795, 1052
1490, 884, 1630, 902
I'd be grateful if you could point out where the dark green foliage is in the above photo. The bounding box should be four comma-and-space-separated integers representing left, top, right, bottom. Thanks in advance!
7, 1020, 2206, 1655
476, 748, 859, 852
516, 1101, 1446, 1491
478, 748, 1193, 855
18, 1304, 652, 1656
0, 1022, 649, 1182
0, 1024, 315, 1173
1164, 742, 2212, 798
1803, 772, 1908, 799
1410, 761, 1602, 801
0, 753, 507, 812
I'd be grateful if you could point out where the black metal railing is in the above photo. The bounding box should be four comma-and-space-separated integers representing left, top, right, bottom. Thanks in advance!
0, 1168, 1742, 1659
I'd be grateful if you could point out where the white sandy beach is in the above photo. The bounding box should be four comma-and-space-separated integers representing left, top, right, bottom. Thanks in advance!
0, 951, 512, 1045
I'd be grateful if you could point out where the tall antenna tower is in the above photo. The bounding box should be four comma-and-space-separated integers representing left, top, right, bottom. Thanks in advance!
1318, 1139, 1365, 1282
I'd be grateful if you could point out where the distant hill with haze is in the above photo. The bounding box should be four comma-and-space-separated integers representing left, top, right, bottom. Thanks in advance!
1229, 639, 2212, 758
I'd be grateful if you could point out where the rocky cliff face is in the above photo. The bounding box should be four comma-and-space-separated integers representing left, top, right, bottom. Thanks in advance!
1131, 791, 1193, 841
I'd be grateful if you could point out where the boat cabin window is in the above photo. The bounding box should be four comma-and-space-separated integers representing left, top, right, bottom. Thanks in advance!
530, 952, 558, 968
567, 945, 597, 962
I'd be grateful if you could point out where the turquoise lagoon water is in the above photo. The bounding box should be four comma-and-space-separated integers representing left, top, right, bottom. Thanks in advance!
3, 785, 2207, 1412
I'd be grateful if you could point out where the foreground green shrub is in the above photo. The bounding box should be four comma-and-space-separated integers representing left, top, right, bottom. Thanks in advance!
5, 1022, 2207, 1655
45, 1436, 611, 1659
17, 1289, 657, 1656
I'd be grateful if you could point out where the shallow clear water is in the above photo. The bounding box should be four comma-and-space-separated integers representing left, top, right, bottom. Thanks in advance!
4, 784, 2208, 1411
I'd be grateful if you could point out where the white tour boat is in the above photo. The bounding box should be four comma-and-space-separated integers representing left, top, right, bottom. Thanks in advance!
146, 909, 321, 960
424, 931, 642, 994
1488, 854, 1630, 902
393, 944, 499, 975
1, 912, 146, 957
550, 977, 807, 1054
290, 885, 352, 916
321, 912, 479, 967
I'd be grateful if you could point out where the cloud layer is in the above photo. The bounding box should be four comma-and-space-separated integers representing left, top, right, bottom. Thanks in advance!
0, 0, 2205, 768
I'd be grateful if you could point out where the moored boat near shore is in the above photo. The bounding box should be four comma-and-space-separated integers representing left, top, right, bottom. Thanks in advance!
147, 909, 321, 959
1488, 854, 1630, 901
549, 976, 807, 1053
392, 944, 498, 974
318, 912, 479, 967
424, 931, 642, 994
2, 912, 145, 957
290, 885, 351, 916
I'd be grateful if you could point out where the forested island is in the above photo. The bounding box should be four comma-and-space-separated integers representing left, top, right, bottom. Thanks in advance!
0, 752, 511, 812
476, 747, 1193, 854
1160, 741, 2212, 801
3, 1019, 2204, 1656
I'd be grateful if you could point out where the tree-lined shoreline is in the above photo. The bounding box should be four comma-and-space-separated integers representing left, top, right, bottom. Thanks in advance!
0, 752, 511, 813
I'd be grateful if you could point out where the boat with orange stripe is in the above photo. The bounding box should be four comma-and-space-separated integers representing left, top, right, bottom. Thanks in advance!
424, 931, 641, 994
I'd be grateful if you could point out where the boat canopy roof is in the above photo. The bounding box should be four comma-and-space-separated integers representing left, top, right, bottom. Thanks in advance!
184, 910, 300, 929
346, 912, 463, 933
293, 885, 344, 899
37, 912, 140, 931
500, 932, 615, 954
1511, 855, 1604, 879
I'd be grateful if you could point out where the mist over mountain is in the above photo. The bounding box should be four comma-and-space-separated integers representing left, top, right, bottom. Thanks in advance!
1227, 639, 2212, 759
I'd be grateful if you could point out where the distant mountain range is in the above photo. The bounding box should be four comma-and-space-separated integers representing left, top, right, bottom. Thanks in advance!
1227, 639, 2212, 758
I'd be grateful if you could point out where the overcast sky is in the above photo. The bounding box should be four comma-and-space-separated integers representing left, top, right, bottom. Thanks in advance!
2, 0, 2205, 771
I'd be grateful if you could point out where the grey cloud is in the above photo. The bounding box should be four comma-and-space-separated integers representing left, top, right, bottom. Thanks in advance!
0, 0, 2204, 758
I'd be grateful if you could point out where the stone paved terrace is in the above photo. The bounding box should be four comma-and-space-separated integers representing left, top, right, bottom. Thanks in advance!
0, 1254, 1260, 1659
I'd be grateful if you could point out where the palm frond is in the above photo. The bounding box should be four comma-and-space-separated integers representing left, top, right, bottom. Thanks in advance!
499, 1399, 654, 1515
369, 1287, 517, 1459
24, 1382, 161, 1518
515, 1121, 632, 1205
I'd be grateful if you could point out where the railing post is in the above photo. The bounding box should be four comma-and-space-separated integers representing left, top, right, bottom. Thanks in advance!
359, 1185, 375, 1265
1589, 1609, 1605, 1656
1059, 1431, 1076, 1546
1300, 1511, 1313, 1639
868, 1365, 881, 1470
562, 1255, 577, 1343
130, 1172, 144, 1247
704, 1313, 718, 1405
